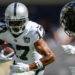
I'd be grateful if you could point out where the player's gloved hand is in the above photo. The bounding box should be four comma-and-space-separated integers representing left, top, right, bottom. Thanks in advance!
62, 45, 75, 54
0, 49, 14, 63
10, 63, 30, 73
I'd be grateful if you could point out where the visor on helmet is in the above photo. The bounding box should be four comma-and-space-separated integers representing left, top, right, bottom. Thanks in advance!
6, 18, 26, 34
62, 13, 75, 37
10, 21, 23, 32
64, 13, 75, 32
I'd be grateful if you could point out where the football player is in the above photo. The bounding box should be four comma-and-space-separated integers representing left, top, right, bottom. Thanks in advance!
0, 2, 55, 75
60, 1, 75, 54
60, 1, 75, 75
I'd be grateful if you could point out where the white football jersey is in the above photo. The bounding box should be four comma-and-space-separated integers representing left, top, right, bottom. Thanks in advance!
0, 21, 45, 64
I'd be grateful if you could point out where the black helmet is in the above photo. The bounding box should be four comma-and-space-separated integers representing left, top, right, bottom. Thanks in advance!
60, 1, 75, 36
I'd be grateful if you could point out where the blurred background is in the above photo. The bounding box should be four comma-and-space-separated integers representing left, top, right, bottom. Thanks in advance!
0, 0, 75, 75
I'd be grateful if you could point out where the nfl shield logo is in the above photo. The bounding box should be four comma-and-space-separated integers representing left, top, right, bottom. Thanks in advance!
24, 37, 30, 43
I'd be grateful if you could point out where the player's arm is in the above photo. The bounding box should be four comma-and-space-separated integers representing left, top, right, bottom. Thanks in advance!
29, 38, 55, 70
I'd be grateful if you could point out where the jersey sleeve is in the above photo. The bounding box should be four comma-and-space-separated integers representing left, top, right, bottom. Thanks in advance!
32, 25, 45, 43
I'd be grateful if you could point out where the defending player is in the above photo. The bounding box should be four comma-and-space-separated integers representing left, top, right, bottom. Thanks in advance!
60, 1, 75, 75
0, 2, 55, 75
60, 1, 75, 54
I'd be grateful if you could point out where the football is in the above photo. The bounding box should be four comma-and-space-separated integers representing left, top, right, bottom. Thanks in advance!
0, 44, 14, 56
4, 46, 14, 56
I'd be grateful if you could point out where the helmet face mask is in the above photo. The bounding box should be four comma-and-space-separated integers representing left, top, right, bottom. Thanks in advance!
60, 1, 75, 37
5, 2, 28, 35
6, 18, 26, 35
65, 29, 75, 37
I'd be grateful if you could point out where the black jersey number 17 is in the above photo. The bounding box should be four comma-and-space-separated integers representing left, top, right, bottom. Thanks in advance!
16, 45, 29, 60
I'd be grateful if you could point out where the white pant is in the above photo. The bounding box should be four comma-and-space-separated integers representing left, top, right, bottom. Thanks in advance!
10, 69, 44, 75
10, 71, 35, 75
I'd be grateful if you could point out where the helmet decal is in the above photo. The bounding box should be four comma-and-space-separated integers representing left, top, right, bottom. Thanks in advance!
14, 2, 17, 16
